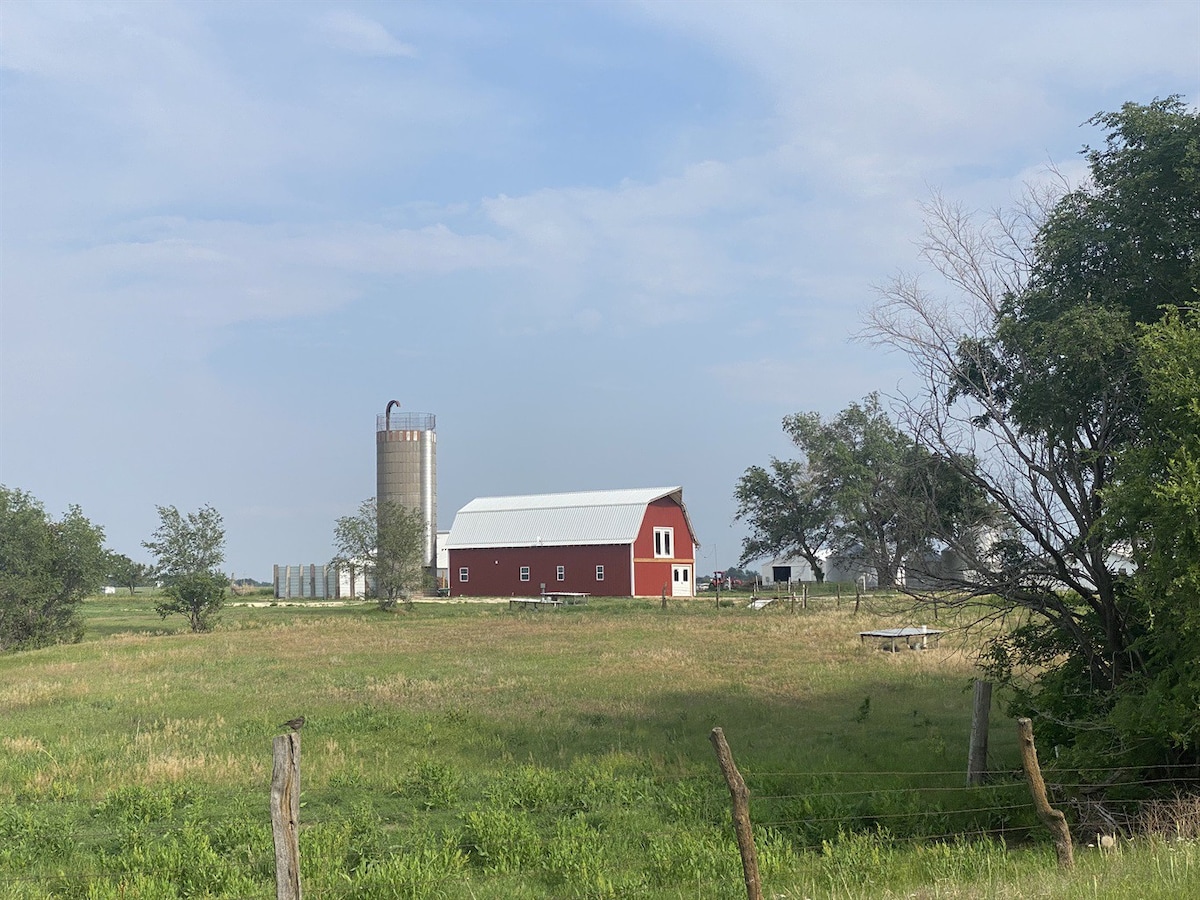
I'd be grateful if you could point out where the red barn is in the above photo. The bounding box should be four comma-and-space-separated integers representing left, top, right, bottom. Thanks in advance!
445, 487, 698, 598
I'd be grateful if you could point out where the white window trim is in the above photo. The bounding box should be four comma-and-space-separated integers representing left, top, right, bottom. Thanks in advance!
653, 526, 674, 558
520, 566, 530, 582
596, 565, 605, 581
458, 567, 469, 583
556, 565, 565, 582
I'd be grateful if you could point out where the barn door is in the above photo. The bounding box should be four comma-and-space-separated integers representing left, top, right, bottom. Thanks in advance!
671, 565, 692, 597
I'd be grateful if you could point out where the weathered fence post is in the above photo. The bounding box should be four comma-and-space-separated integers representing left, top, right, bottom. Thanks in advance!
1017, 717, 1073, 869
271, 733, 302, 899
802, 583, 808, 610
709, 727, 763, 900
967, 680, 992, 786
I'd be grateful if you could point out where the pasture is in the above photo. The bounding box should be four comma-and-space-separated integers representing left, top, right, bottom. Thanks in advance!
0, 593, 1195, 898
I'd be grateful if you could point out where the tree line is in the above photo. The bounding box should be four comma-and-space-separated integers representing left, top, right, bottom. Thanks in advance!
0, 492, 232, 647
737, 98, 1199, 781
0, 489, 427, 649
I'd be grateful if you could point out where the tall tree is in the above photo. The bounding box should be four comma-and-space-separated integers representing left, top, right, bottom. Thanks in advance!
0, 487, 107, 650
143, 505, 228, 633
1103, 307, 1200, 759
864, 98, 1200, 772
734, 458, 833, 581
737, 395, 986, 587
331, 498, 425, 611
107, 552, 153, 595
787, 394, 986, 589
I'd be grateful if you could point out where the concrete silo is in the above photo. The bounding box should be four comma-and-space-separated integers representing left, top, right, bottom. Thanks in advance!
376, 401, 437, 569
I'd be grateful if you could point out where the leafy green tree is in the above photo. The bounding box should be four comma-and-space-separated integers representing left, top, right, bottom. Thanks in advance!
788, 395, 986, 588
866, 97, 1200, 774
331, 498, 425, 611
0, 487, 107, 650
738, 396, 987, 588
143, 505, 228, 632
734, 458, 833, 581
787, 396, 918, 588
1020, 98, 1199, 325
722, 567, 761, 587
1104, 307, 1200, 759
106, 552, 153, 595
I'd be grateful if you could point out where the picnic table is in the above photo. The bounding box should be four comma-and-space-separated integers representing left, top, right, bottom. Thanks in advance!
509, 597, 560, 610
542, 591, 589, 605
508, 592, 589, 611
859, 626, 942, 651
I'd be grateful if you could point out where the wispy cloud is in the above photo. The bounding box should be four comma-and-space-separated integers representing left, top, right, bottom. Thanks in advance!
316, 9, 417, 58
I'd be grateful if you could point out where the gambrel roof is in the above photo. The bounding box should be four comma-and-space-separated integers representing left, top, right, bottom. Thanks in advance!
444, 486, 696, 550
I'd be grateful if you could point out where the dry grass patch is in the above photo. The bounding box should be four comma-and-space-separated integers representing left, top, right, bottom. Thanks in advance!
0, 678, 75, 709
1, 735, 47, 755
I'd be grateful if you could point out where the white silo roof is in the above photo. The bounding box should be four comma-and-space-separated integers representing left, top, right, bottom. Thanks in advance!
444, 487, 690, 549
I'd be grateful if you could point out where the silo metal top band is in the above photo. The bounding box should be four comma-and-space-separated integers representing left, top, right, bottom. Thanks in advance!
377, 412, 436, 432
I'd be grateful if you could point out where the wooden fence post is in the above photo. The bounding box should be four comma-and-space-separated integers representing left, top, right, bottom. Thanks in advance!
966, 681, 992, 786
1017, 717, 1073, 869
709, 727, 763, 900
271, 733, 303, 899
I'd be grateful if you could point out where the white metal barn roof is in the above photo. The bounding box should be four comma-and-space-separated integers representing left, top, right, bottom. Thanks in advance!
444, 487, 689, 550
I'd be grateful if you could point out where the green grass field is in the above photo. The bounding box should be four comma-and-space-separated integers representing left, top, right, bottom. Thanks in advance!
0, 593, 1195, 898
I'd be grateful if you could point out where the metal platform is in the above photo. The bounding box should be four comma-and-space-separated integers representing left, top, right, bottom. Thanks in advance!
859, 626, 941, 651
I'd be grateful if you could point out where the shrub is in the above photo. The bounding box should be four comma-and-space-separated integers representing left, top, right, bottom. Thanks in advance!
397, 759, 462, 810
541, 815, 611, 886
644, 825, 728, 887
459, 807, 540, 873
94, 784, 190, 825
104, 819, 261, 897
483, 764, 562, 811
0, 803, 76, 866
348, 842, 467, 899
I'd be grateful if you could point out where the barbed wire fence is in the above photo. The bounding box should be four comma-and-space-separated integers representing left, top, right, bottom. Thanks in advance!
3, 720, 1199, 898
709, 717, 1200, 898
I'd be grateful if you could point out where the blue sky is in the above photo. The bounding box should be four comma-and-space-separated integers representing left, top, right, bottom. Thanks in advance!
2, 0, 1197, 580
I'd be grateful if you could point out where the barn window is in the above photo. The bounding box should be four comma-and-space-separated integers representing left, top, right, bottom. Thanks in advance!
654, 527, 674, 558
556, 565, 565, 582
458, 567, 469, 583
520, 566, 530, 582
596, 565, 604, 581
